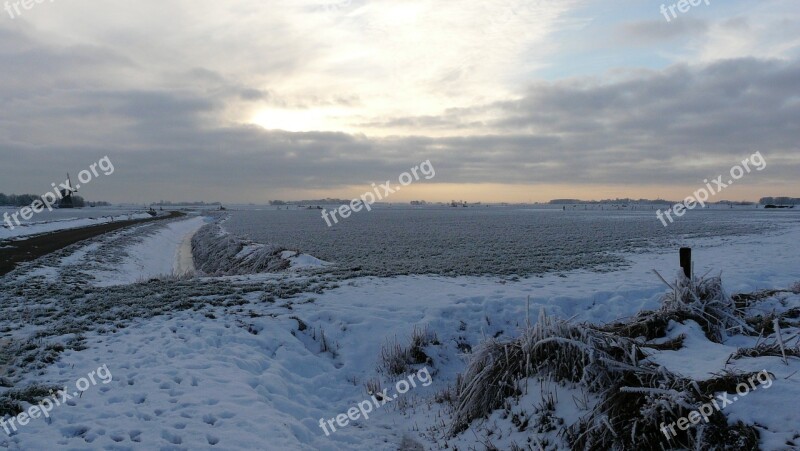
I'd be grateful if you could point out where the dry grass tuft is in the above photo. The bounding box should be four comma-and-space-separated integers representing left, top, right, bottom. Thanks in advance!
451, 308, 648, 435
730, 334, 800, 362
378, 325, 438, 377
449, 272, 768, 449
658, 272, 751, 342
641, 334, 686, 351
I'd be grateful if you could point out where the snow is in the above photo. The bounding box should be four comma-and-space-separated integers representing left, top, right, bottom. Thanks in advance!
646, 321, 740, 380
175, 220, 200, 276
0, 214, 798, 449
89, 217, 205, 287
0, 213, 152, 241
280, 251, 329, 270
236, 244, 262, 260
723, 360, 800, 450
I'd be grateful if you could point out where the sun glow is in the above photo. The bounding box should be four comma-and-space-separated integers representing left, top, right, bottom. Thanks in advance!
250, 108, 349, 133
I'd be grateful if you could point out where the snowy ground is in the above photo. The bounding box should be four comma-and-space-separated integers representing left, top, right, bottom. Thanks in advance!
0, 216, 798, 450
0, 211, 153, 241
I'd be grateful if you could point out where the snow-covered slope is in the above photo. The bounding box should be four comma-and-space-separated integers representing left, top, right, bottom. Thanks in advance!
191, 219, 328, 276
89, 216, 206, 286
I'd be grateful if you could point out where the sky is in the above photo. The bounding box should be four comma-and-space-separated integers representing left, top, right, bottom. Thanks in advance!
0, 0, 798, 204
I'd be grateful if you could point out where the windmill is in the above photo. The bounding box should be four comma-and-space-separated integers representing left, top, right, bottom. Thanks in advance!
58, 173, 78, 208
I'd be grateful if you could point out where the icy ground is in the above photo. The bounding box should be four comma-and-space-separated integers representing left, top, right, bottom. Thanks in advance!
0, 216, 798, 450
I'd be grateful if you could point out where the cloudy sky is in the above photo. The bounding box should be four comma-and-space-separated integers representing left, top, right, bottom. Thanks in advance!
1, 0, 798, 203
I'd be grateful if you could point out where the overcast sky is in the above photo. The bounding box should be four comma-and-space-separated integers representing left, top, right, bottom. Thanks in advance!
1, 0, 798, 203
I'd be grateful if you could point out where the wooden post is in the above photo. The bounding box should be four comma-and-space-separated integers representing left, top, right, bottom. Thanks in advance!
680, 247, 692, 279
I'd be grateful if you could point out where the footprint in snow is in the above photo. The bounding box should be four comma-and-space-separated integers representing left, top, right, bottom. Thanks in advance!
161, 429, 182, 445
61, 425, 90, 438
110, 432, 125, 442
202, 414, 217, 426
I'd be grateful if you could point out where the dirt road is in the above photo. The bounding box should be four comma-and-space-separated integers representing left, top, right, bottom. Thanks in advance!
0, 211, 184, 276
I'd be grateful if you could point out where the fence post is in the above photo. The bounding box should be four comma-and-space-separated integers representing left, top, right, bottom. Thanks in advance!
680, 247, 692, 279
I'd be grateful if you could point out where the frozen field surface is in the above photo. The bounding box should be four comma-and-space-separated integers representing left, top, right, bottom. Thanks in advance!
223, 207, 798, 277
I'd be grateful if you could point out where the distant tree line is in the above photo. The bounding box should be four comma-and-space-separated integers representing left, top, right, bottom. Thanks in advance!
759, 197, 800, 205
0, 192, 83, 207
0, 193, 41, 206
0, 193, 110, 208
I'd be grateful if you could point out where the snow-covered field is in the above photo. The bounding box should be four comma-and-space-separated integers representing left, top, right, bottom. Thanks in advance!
0, 215, 798, 450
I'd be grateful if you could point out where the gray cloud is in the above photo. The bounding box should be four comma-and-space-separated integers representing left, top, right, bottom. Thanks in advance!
619, 18, 709, 43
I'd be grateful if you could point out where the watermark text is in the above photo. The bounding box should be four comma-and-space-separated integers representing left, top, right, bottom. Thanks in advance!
321, 160, 435, 227
318, 367, 432, 436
